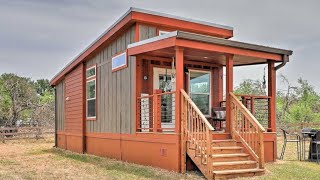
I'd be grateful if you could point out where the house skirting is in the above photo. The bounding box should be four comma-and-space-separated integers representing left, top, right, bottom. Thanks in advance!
56, 131, 181, 172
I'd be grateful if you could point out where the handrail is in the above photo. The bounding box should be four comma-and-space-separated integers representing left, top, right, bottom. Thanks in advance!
181, 89, 214, 178
181, 90, 214, 131
235, 94, 271, 99
235, 94, 270, 129
230, 92, 265, 169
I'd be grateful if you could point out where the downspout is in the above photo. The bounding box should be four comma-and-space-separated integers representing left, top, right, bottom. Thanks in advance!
275, 55, 289, 71
54, 87, 57, 148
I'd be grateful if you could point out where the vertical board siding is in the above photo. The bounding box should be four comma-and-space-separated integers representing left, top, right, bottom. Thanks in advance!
86, 26, 135, 134
56, 80, 65, 131
65, 64, 84, 134
139, 25, 157, 40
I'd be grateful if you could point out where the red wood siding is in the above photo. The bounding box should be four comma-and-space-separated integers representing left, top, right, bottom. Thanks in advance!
64, 64, 84, 153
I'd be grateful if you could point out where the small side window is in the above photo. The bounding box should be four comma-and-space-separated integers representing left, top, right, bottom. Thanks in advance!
112, 52, 127, 72
86, 65, 97, 120
159, 30, 170, 36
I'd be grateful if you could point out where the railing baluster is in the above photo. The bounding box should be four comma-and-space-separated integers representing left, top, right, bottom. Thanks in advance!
180, 90, 214, 179
230, 92, 265, 170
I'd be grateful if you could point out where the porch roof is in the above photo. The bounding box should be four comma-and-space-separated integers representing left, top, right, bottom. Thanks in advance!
127, 31, 293, 66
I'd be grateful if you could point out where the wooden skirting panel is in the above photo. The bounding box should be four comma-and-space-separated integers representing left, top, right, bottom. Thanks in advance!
263, 132, 277, 162
57, 132, 66, 149
86, 133, 180, 172
66, 135, 83, 153
56, 131, 83, 153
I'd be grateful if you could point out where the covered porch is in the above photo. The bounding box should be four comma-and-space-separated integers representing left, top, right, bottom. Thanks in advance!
128, 31, 292, 136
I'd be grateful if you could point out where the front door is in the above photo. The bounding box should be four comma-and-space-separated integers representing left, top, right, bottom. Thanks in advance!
153, 67, 176, 130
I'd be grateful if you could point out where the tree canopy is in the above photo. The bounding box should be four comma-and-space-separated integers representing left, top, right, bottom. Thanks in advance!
234, 76, 320, 124
0, 73, 54, 127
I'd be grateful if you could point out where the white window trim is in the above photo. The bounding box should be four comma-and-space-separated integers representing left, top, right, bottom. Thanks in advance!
112, 52, 127, 70
86, 67, 97, 119
86, 65, 96, 79
188, 69, 212, 117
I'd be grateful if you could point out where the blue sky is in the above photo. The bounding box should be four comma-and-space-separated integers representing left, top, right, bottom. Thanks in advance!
0, 0, 319, 91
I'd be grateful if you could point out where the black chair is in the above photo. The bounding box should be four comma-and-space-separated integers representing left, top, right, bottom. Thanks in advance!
211, 107, 226, 131
301, 127, 312, 160
280, 128, 301, 160
311, 131, 320, 163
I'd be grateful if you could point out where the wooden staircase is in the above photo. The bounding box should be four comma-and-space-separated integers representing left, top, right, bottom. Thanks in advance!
186, 137, 264, 179
181, 90, 265, 180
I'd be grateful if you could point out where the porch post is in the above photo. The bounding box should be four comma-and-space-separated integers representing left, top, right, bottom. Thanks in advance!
175, 47, 184, 134
225, 55, 234, 133
268, 60, 276, 132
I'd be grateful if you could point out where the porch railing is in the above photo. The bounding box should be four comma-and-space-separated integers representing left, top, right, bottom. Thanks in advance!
181, 89, 214, 178
230, 92, 265, 169
137, 91, 176, 132
236, 94, 270, 129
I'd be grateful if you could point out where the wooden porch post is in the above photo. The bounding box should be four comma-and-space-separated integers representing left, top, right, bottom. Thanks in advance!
225, 55, 234, 133
175, 47, 184, 133
268, 60, 276, 132
134, 56, 142, 132
175, 47, 184, 173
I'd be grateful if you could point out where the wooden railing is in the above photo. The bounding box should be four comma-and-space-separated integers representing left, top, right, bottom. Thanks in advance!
230, 92, 265, 169
236, 94, 270, 129
0, 127, 54, 142
181, 89, 214, 178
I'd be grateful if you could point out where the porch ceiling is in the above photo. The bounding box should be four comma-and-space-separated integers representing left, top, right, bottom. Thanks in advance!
139, 47, 268, 66
127, 31, 293, 66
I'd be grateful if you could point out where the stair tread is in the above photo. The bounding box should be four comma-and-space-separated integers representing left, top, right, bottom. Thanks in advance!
212, 139, 235, 142
212, 146, 243, 150
212, 160, 257, 166
212, 153, 249, 158
213, 168, 264, 175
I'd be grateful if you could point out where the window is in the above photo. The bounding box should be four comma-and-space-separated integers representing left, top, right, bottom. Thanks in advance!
86, 65, 96, 119
112, 52, 127, 71
189, 70, 211, 116
159, 30, 170, 36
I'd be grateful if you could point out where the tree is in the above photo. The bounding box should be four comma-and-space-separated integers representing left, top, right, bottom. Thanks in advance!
0, 73, 38, 126
276, 75, 320, 125
34, 79, 53, 96
234, 79, 266, 95
286, 78, 320, 123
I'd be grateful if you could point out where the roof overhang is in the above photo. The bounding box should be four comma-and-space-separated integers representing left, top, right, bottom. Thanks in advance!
128, 31, 293, 66
50, 8, 233, 86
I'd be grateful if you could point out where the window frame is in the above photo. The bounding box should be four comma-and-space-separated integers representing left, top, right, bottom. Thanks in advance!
159, 30, 170, 36
188, 69, 212, 117
112, 51, 127, 72
86, 64, 97, 120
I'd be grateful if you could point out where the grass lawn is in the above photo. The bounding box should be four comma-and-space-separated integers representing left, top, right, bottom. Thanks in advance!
0, 136, 319, 179
0, 137, 203, 180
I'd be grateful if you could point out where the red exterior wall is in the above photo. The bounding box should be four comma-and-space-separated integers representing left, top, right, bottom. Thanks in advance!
64, 64, 85, 153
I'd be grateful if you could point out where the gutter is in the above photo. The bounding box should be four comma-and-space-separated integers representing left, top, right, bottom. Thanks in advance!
275, 55, 290, 71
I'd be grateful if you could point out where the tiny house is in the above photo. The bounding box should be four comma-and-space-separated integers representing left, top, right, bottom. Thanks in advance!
51, 8, 292, 179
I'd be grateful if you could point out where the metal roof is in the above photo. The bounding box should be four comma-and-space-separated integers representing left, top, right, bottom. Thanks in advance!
50, 7, 233, 85
131, 7, 233, 31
